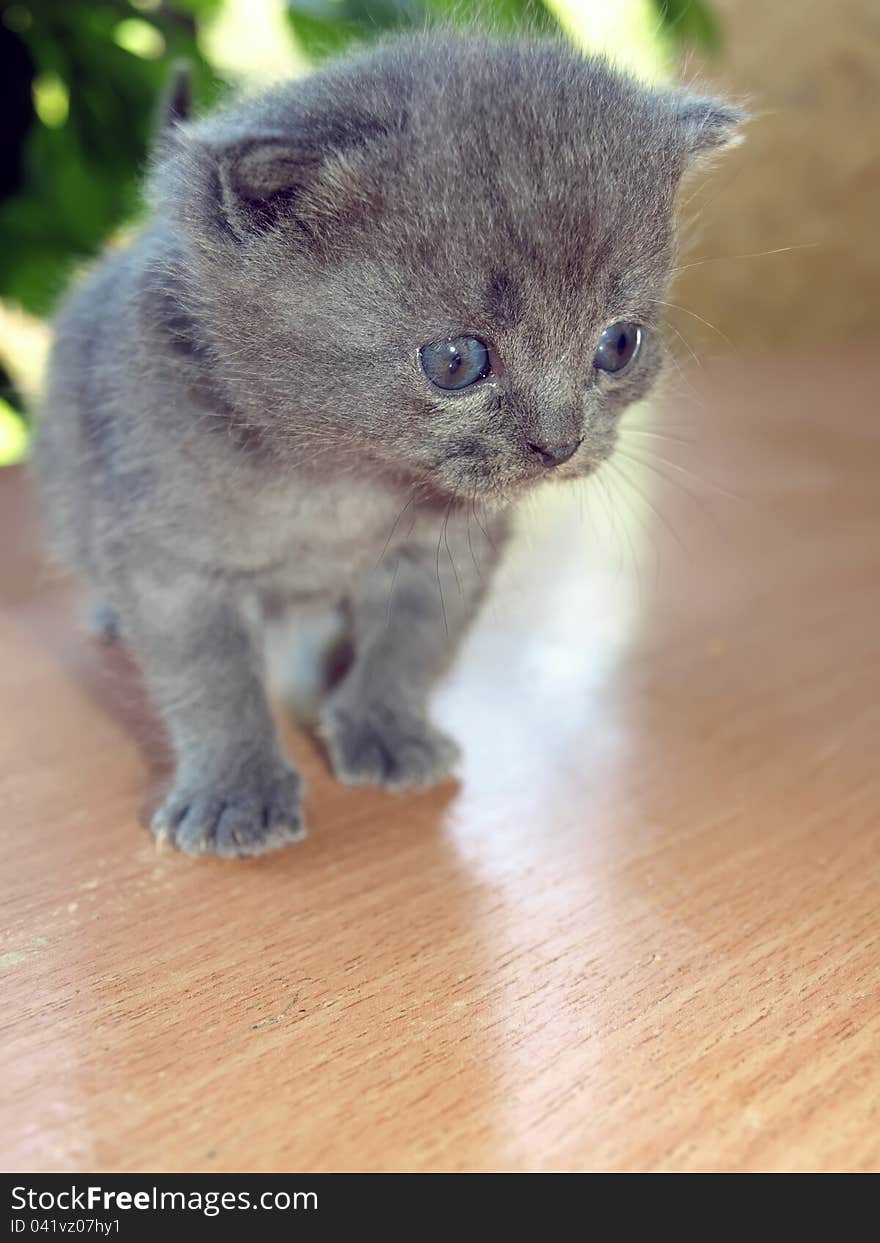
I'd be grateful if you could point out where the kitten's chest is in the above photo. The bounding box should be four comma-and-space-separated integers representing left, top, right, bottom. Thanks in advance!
240, 473, 414, 586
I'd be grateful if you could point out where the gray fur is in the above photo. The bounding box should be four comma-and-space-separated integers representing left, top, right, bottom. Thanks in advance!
33, 33, 742, 858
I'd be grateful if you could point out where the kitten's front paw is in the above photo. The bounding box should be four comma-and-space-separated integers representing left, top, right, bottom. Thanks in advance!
152, 762, 304, 858
321, 702, 460, 791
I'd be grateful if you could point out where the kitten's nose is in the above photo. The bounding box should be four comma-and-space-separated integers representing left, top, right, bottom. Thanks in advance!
526, 438, 582, 468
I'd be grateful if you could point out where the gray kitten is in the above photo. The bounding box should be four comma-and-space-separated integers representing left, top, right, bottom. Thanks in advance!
34, 34, 742, 858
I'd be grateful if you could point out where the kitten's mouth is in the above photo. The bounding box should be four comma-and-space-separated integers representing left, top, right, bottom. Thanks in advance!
411, 434, 613, 506
516, 442, 604, 490
428, 459, 599, 510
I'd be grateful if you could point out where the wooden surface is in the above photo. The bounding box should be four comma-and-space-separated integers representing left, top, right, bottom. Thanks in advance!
1, 348, 878, 1173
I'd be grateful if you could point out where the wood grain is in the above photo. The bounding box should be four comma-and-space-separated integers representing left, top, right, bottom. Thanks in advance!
1, 348, 878, 1173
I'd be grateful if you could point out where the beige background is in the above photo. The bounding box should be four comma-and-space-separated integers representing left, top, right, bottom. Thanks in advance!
671, 0, 880, 351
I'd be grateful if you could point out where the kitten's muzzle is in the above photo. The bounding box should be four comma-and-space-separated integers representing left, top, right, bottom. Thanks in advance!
526, 438, 582, 468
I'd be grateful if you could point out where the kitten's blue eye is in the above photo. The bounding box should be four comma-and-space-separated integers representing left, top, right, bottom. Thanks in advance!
594, 322, 642, 374
420, 337, 490, 390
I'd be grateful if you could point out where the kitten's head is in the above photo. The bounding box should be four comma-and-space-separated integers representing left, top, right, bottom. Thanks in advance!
156, 34, 743, 501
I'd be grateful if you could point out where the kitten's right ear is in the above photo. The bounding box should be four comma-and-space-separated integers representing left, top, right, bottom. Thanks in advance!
207, 137, 324, 239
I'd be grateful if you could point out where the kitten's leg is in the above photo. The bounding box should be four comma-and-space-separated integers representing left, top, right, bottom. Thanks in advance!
320, 513, 505, 790
117, 570, 303, 857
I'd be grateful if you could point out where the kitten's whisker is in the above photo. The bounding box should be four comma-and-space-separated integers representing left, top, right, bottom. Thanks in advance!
657, 341, 705, 407
671, 242, 820, 276
435, 498, 452, 638
443, 497, 463, 598
662, 319, 702, 372
471, 500, 495, 551
591, 468, 622, 584
677, 169, 737, 225
606, 467, 661, 592
385, 556, 401, 625
375, 488, 419, 569
617, 449, 729, 540
623, 445, 743, 504
467, 490, 483, 581
609, 457, 689, 566
602, 463, 646, 604
647, 298, 737, 353
625, 427, 697, 450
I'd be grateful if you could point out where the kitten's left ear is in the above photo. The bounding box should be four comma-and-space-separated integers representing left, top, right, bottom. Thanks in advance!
669, 93, 748, 159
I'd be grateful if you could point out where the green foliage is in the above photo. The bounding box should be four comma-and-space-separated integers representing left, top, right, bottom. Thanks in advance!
0, 0, 223, 319
285, 0, 558, 61
285, 0, 721, 62
653, 0, 721, 53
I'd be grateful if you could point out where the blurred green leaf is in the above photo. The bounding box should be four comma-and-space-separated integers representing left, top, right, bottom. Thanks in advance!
285, 0, 423, 61
0, 0, 224, 318
286, 0, 561, 62
652, 0, 722, 52
172, 0, 224, 14
0, 396, 29, 465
